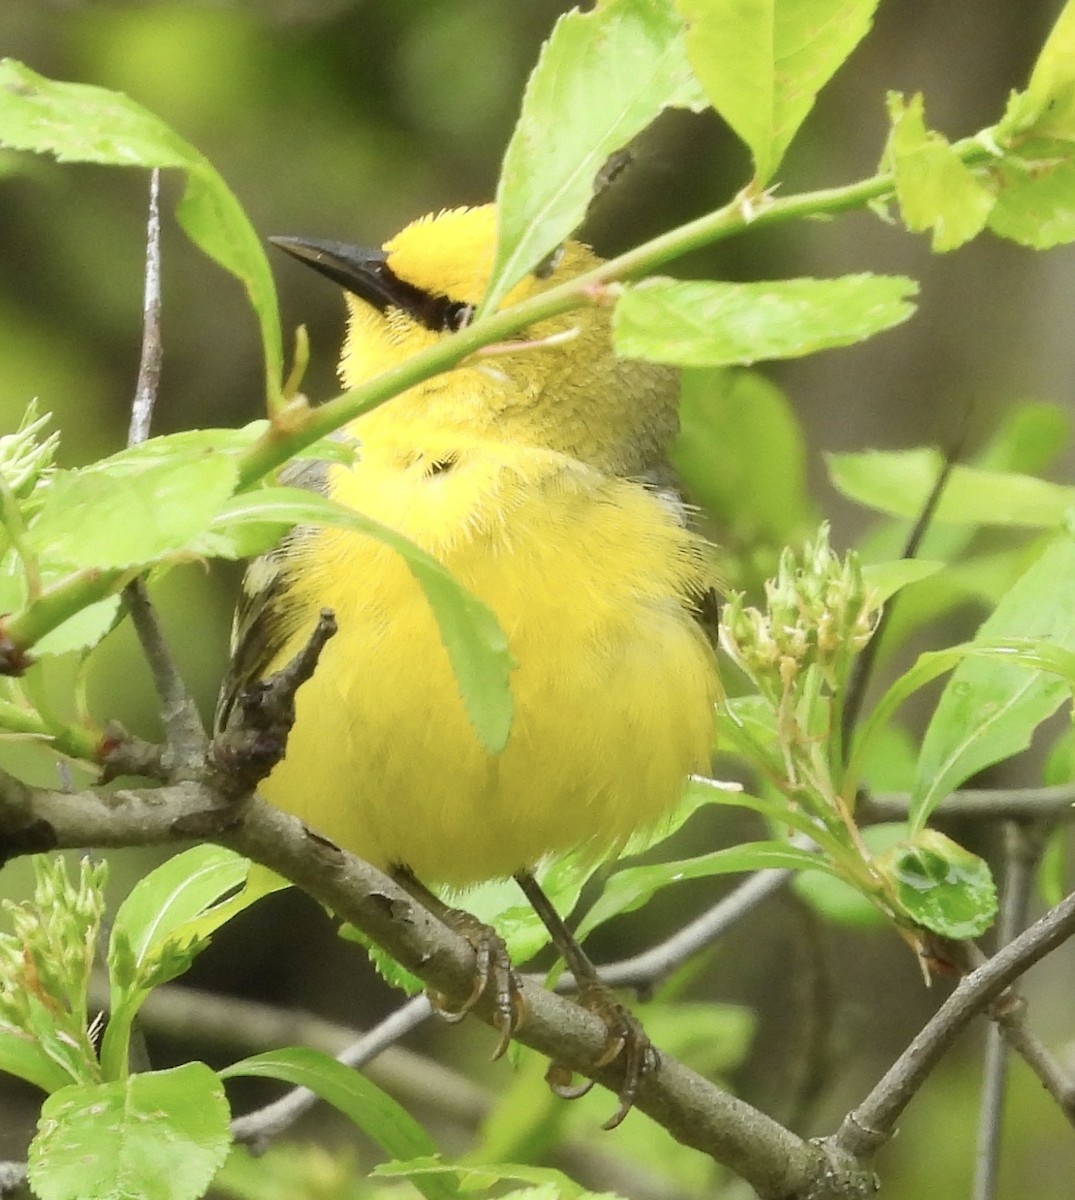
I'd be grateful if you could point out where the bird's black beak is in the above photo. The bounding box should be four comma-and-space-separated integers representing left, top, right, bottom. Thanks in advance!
270, 235, 466, 333
269, 236, 398, 313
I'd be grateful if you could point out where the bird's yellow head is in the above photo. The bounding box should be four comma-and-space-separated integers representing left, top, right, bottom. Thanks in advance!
273, 205, 678, 475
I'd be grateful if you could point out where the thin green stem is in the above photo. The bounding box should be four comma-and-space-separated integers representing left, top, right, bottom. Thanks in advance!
0, 698, 99, 760
1, 567, 132, 667
234, 161, 930, 491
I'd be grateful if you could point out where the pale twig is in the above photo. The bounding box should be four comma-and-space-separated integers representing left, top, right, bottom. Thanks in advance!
595, 866, 793, 991
973, 822, 1042, 1200
128, 169, 163, 447
121, 169, 208, 773
860, 785, 1075, 824
123, 581, 208, 775
833, 886, 1075, 1161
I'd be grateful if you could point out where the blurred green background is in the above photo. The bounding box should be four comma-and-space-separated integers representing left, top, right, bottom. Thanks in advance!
2, 2, 1075, 1197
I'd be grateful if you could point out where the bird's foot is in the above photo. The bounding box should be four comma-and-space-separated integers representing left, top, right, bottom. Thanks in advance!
428, 908, 525, 1059
545, 981, 659, 1130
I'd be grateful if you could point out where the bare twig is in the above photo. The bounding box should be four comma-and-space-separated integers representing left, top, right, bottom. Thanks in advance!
991, 1001, 1075, 1124
595, 866, 793, 991
210, 609, 337, 800
860, 785, 1075, 824
120, 169, 208, 775
973, 822, 1042, 1200
0, 771, 841, 1199
841, 439, 961, 759
128, 169, 163, 447
122, 580, 208, 775
833, 885, 1075, 1162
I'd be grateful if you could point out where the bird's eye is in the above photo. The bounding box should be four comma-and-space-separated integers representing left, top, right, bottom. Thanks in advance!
443, 302, 475, 332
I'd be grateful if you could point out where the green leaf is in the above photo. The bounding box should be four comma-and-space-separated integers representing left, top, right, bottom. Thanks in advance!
221, 1048, 456, 1200
912, 533, 1075, 829
193, 486, 347, 560
884, 92, 995, 251
33, 595, 122, 657
987, 138, 1075, 250
229, 488, 514, 754
828, 447, 1075, 527
1012, 0, 1075, 139
109, 846, 251, 974
794, 824, 906, 927
613, 275, 917, 366
0, 59, 282, 398
861, 559, 944, 604
575, 840, 838, 943
485, 0, 705, 315
0, 1030, 74, 1094
375, 1158, 600, 1200
671, 367, 814, 546
677, 0, 880, 184
876, 830, 997, 939
28, 1063, 231, 1200
27, 455, 240, 569
103, 848, 264, 1079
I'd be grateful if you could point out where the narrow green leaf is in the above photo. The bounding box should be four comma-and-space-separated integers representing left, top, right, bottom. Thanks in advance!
0, 1030, 74, 1094
613, 275, 917, 366
876, 830, 997, 938
677, 0, 880, 183
988, 138, 1075, 250
485, 0, 705, 314
375, 1158, 591, 1199
221, 1049, 456, 1200
28, 1063, 231, 1200
110, 847, 251, 971
912, 533, 1075, 829
27, 455, 239, 569
885, 92, 995, 251
0, 59, 282, 397
575, 841, 837, 943
226, 488, 514, 754
861, 559, 944, 604
828, 447, 1075, 526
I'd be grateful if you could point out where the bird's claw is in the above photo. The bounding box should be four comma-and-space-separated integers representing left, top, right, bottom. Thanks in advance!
546, 982, 659, 1130
428, 911, 525, 1059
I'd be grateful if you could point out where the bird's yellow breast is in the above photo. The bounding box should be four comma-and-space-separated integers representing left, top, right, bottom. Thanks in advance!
260, 436, 718, 887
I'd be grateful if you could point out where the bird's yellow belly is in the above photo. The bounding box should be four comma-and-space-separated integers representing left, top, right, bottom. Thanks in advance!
260, 446, 717, 887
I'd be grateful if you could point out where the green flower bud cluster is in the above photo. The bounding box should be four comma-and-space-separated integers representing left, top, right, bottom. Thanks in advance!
719, 523, 880, 700
0, 402, 58, 503
0, 855, 106, 1081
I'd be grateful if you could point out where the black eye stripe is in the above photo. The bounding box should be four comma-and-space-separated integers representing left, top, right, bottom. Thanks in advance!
375, 265, 474, 333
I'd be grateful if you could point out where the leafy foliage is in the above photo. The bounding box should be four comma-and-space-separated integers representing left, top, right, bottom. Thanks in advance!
2, 0, 1075, 1197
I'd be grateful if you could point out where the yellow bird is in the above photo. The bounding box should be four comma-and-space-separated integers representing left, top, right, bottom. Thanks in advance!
219, 205, 719, 1121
